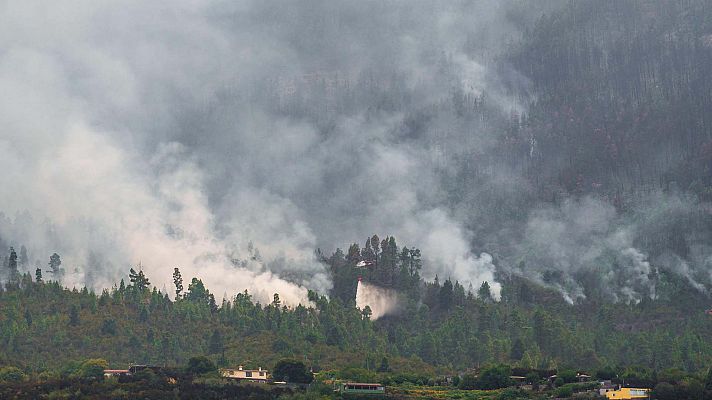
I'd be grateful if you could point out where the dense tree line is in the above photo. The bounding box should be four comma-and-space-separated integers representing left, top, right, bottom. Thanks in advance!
1, 236, 711, 379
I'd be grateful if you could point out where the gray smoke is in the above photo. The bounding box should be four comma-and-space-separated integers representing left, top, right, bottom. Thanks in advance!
5, 1, 702, 305
505, 193, 711, 303
0, 0, 547, 303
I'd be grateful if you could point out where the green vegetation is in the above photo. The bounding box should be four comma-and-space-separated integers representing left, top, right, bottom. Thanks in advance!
0, 246, 712, 398
272, 360, 313, 384
1, 237, 712, 376
187, 356, 217, 375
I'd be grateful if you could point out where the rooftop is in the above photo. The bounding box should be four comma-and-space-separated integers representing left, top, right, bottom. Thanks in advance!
345, 382, 384, 386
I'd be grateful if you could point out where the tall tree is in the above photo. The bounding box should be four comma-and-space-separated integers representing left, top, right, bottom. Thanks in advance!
8, 247, 18, 282
128, 267, 150, 293
186, 278, 210, 305
272, 359, 313, 384
173, 267, 183, 300
346, 243, 361, 264
18, 246, 28, 268
48, 253, 62, 278
478, 281, 492, 302
439, 278, 454, 310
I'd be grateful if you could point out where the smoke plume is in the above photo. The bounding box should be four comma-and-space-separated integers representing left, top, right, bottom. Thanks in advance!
356, 280, 401, 320
0, 0, 538, 303
3, 1, 705, 305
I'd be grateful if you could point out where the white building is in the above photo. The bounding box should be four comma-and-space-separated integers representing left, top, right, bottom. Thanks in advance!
220, 366, 269, 382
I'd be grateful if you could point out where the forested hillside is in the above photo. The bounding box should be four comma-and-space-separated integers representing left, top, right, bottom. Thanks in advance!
3, 1, 712, 398
2, 235, 712, 375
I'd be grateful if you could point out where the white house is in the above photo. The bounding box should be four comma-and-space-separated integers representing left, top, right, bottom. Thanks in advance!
220, 365, 269, 382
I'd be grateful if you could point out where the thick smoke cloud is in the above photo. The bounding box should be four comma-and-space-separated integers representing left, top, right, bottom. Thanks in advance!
506, 193, 711, 303
3, 1, 707, 304
0, 0, 540, 302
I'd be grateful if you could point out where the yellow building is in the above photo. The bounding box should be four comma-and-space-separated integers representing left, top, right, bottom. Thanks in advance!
605, 387, 650, 399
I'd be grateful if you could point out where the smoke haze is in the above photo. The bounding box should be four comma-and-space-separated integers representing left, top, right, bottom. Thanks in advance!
1, 0, 710, 304
0, 0, 535, 303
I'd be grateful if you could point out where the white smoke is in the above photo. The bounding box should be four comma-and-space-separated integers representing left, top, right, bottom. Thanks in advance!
0, 0, 548, 301
509, 194, 710, 303
0, 123, 323, 304
403, 209, 501, 299
356, 280, 401, 320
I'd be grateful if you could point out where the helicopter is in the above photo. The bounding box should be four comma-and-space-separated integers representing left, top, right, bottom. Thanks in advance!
355, 260, 375, 268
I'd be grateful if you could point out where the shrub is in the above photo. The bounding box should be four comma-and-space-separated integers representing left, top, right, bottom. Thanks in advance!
557, 370, 577, 384
476, 365, 513, 390
458, 374, 478, 390
273, 359, 313, 384
38, 370, 60, 382
187, 356, 217, 375
451, 375, 461, 387
652, 382, 676, 400
556, 385, 573, 398
658, 368, 686, 385
0, 366, 27, 383
134, 368, 163, 386
499, 388, 531, 400
337, 367, 376, 384
74, 358, 108, 381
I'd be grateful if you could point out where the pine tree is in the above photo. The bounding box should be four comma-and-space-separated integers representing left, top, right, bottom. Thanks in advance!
173, 267, 183, 300
186, 278, 210, 305
19, 246, 28, 268
439, 278, 454, 310
8, 247, 19, 282
209, 293, 217, 313
478, 281, 492, 302
48, 253, 62, 278
361, 305, 372, 320
129, 268, 150, 293
346, 243, 361, 264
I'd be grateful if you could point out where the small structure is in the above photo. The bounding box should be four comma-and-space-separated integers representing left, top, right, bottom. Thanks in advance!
604, 387, 650, 399
599, 380, 618, 396
103, 369, 130, 378
547, 372, 593, 384
340, 382, 385, 396
509, 375, 527, 386
576, 373, 592, 382
221, 366, 269, 382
